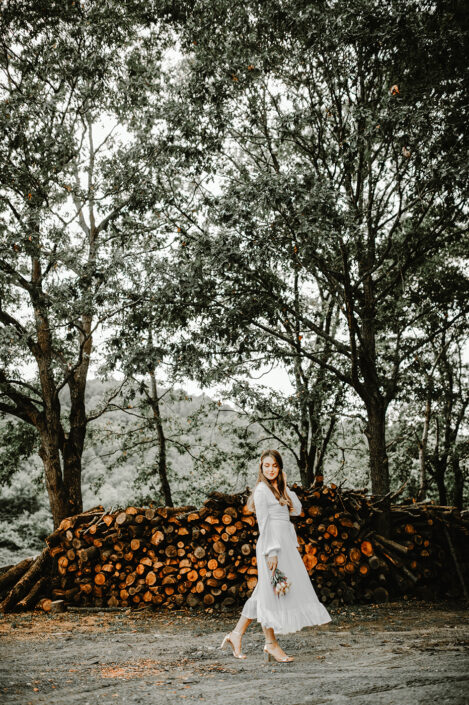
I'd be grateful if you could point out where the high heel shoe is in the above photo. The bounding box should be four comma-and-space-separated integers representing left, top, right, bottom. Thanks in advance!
219, 629, 247, 659
263, 641, 294, 663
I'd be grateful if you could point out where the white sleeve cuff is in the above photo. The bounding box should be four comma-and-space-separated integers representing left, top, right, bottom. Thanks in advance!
264, 545, 281, 557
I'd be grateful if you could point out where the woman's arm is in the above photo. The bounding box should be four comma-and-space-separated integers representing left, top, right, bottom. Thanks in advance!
286, 485, 303, 516
254, 485, 281, 557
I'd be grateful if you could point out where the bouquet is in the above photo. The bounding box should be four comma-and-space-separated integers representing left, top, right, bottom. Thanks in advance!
270, 566, 291, 597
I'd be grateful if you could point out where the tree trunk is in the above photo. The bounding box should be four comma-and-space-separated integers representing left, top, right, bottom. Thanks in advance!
298, 435, 317, 487
39, 435, 83, 529
298, 438, 308, 487
293, 322, 316, 488
62, 382, 88, 524
417, 396, 431, 501
315, 391, 341, 476
343, 241, 391, 506
63, 446, 84, 523
307, 413, 321, 484
451, 454, 463, 509
364, 397, 390, 497
434, 457, 448, 506
148, 369, 173, 506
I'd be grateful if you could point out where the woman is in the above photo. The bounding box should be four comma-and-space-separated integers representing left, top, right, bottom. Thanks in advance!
220, 449, 332, 662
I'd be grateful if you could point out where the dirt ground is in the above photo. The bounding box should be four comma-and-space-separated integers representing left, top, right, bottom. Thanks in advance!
1, 599, 468, 705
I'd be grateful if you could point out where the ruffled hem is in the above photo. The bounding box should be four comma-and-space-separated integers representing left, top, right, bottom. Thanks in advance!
241, 596, 332, 635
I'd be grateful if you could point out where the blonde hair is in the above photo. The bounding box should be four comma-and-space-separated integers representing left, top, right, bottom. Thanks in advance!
245, 449, 294, 513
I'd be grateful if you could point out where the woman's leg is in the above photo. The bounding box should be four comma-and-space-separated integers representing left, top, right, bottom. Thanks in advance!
229, 615, 252, 654
262, 625, 294, 660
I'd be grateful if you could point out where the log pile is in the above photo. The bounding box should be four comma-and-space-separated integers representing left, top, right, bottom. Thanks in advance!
1, 481, 468, 612
296, 483, 469, 605
0, 549, 51, 612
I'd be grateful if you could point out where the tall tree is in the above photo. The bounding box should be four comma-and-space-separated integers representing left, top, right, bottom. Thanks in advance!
0, 2, 175, 526
166, 0, 469, 509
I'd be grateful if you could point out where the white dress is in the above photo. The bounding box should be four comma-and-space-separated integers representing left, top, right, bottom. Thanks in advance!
241, 481, 332, 634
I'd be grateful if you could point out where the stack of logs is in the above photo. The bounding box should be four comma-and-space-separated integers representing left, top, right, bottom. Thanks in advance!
1, 480, 468, 613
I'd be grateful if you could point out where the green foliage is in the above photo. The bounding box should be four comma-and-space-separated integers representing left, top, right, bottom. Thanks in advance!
0, 1, 468, 546
0, 417, 38, 486
0, 466, 52, 558
0, 1, 175, 381
160, 0, 469, 496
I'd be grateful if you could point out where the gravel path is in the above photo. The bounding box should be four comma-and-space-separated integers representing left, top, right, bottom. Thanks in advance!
1, 599, 468, 705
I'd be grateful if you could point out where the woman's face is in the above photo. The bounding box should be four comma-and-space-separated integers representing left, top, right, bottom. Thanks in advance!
261, 455, 281, 482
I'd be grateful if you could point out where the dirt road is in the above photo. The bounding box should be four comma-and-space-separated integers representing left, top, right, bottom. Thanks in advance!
1, 599, 468, 705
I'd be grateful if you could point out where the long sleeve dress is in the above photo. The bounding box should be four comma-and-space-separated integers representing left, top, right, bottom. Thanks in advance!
241, 481, 332, 634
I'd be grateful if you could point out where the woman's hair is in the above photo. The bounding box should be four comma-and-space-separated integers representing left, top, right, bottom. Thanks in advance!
245, 449, 294, 513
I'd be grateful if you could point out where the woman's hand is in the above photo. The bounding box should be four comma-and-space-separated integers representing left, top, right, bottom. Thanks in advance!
267, 555, 278, 573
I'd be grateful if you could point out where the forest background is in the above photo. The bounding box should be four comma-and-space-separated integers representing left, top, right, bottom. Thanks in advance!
0, 0, 467, 564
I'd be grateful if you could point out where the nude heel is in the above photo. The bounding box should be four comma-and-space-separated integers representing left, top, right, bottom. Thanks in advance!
263, 641, 294, 663
219, 630, 247, 659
